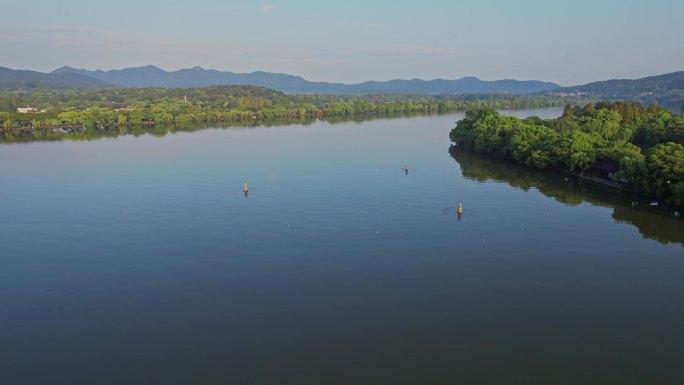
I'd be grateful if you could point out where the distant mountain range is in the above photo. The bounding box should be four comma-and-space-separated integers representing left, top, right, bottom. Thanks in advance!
0, 66, 115, 90
2, 65, 684, 110
46, 65, 559, 94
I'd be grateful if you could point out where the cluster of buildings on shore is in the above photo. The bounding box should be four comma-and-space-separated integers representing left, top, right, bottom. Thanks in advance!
16, 106, 46, 113
550, 91, 589, 98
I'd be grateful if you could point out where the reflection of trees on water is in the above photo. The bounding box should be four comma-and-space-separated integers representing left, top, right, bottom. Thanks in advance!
611, 207, 684, 246
449, 147, 684, 246
450, 147, 590, 206
0, 112, 438, 145
1, 117, 317, 144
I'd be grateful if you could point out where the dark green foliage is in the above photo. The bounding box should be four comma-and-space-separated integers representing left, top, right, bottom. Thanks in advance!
450, 102, 684, 206
641, 143, 684, 205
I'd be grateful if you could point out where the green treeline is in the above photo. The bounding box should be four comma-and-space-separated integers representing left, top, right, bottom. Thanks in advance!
450, 101, 684, 207
0, 86, 564, 141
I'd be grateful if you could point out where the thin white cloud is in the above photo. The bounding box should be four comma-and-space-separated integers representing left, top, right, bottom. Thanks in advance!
359, 46, 463, 56
341, 46, 507, 57
0, 23, 97, 43
0, 34, 33, 43
259, 4, 278, 13
32, 24, 96, 33
341, 21, 388, 29
1, 23, 97, 34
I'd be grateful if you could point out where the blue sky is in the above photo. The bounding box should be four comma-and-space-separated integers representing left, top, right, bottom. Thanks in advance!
1, 0, 682, 85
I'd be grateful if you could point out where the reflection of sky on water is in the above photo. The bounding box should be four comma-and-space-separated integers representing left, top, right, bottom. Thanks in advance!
1, 108, 683, 385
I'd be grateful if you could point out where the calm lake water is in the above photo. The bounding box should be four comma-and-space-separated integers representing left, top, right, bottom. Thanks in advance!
1, 109, 683, 385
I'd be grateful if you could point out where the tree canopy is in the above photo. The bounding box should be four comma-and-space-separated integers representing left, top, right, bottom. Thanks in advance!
450, 102, 684, 206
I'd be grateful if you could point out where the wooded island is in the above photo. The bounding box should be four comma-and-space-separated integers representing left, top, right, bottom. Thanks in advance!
450, 102, 684, 207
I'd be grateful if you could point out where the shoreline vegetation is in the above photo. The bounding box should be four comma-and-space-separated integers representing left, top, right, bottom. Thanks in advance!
0, 85, 568, 143
450, 102, 684, 208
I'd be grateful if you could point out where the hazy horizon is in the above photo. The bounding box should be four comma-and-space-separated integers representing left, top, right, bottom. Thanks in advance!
2, 0, 683, 86
11, 63, 683, 88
